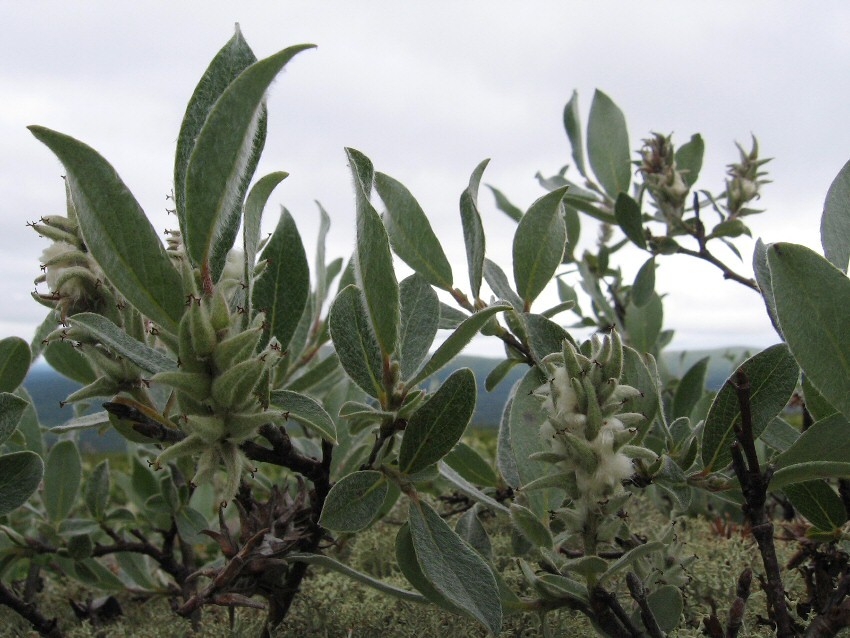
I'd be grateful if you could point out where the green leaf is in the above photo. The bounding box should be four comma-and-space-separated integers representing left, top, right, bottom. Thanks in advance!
621, 347, 659, 439
0, 451, 43, 516
243, 171, 288, 317
772, 462, 850, 490
455, 508, 492, 559
174, 506, 208, 544
600, 541, 664, 583
646, 585, 684, 633
183, 43, 314, 271
115, 553, 158, 591
761, 417, 800, 453
42, 338, 97, 385
524, 313, 573, 364
329, 285, 383, 398
672, 357, 709, 420
501, 367, 563, 517
400, 369, 476, 474
407, 304, 509, 386
408, 499, 502, 634
43, 440, 81, 522
625, 293, 663, 353
675, 134, 704, 187
0, 393, 27, 446
483, 259, 523, 312
69, 313, 177, 374
563, 90, 587, 178
512, 187, 569, 308
398, 274, 440, 381
541, 300, 576, 319
175, 25, 260, 245
312, 202, 333, 325
701, 344, 799, 472
708, 219, 750, 240
438, 303, 468, 330
821, 159, 850, 272
14, 388, 44, 457
775, 413, 850, 469
253, 208, 310, 351
85, 460, 110, 520
286, 353, 341, 393
437, 462, 510, 514
510, 503, 552, 549
459, 160, 490, 298
28, 126, 184, 330
753, 238, 783, 338
768, 243, 850, 420
487, 184, 523, 222
631, 258, 655, 307
653, 455, 692, 510
396, 523, 465, 615
0, 337, 30, 393
784, 480, 847, 532
587, 89, 631, 198
319, 470, 387, 532
346, 149, 400, 356
269, 390, 337, 443
803, 375, 838, 421
485, 359, 520, 392
376, 172, 453, 290
614, 193, 646, 249
210, 120, 266, 282
289, 551, 425, 603
563, 194, 616, 224
444, 442, 498, 488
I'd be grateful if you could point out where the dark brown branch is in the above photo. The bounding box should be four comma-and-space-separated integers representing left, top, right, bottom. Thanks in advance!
726, 568, 752, 638
669, 193, 759, 292
262, 439, 334, 638
733, 371, 761, 475
625, 573, 665, 638
0, 580, 62, 637
448, 287, 534, 365
118, 406, 326, 484
674, 245, 759, 291
589, 586, 640, 638
730, 372, 796, 638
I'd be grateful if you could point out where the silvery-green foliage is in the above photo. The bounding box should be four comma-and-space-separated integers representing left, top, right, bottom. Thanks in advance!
21, 24, 850, 638
0, 338, 43, 518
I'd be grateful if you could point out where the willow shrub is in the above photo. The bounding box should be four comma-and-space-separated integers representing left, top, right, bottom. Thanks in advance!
6, 24, 850, 638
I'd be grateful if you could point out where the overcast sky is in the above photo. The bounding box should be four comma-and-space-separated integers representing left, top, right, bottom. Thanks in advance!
3, 2, 848, 356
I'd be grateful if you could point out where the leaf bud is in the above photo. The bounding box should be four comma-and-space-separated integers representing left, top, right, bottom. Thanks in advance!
185, 414, 226, 443
31, 223, 83, 248
150, 370, 212, 402
39, 214, 78, 234
212, 326, 262, 373
209, 290, 231, 332
211, 357, 266, 411
189, 300, 217, 358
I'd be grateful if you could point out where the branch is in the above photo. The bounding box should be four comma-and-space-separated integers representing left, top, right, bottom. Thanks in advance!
625, 573, 665, 638
448, 288, 534, 365
730, 371, 796, 638
0, 580, 62, 637
674, 245, 759, 292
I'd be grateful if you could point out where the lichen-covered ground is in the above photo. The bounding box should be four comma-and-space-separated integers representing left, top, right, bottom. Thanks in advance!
3, 491, 834, 638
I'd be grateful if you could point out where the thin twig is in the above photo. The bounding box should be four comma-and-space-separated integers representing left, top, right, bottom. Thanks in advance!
0, 580, 62, 637
625, 573, 665, 638
730, 371, 796, 638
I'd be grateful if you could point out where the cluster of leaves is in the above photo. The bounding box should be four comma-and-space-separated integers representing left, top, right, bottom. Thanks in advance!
9, 23, 850, 638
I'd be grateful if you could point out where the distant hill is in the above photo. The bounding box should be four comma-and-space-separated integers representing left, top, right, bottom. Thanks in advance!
23, 347, 752, 452
23, 362, 125, 454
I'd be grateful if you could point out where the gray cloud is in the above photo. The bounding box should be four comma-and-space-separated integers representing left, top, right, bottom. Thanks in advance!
3, 1, 847, 352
